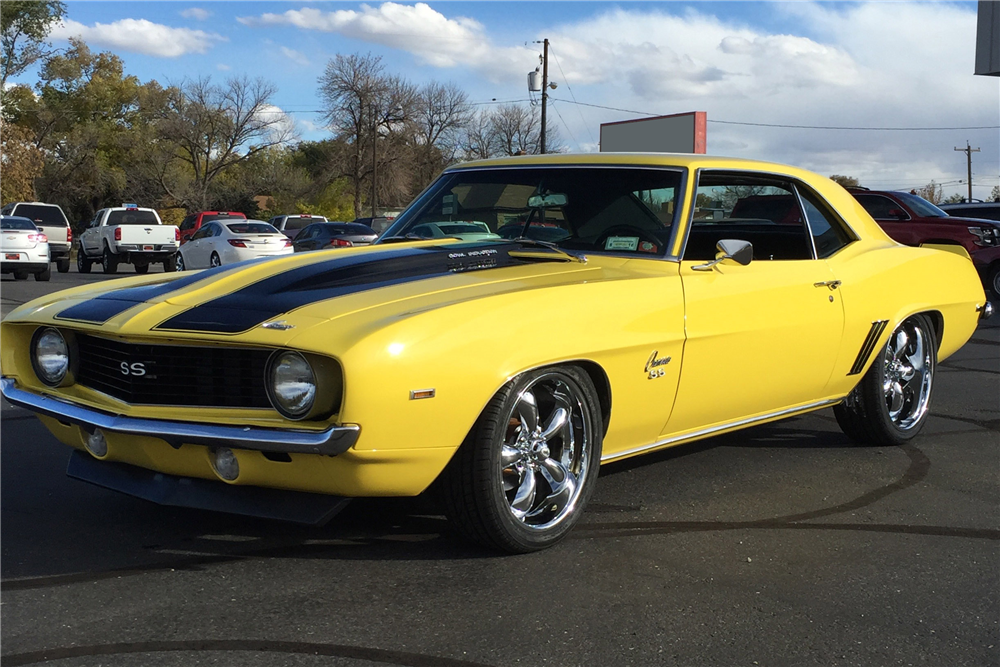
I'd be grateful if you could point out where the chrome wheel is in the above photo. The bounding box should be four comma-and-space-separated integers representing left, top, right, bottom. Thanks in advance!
499, 373, 591, 531
210, 253, 221, 268
176, 253, 186, 271
882, 320, 932, 430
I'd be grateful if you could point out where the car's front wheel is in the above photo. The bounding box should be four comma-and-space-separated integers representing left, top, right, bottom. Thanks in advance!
210, 252, 221, 268
834, 314, 937, 446
440, 365, 603, 553
77, 250, 92, 274
989, 263, 1000, 299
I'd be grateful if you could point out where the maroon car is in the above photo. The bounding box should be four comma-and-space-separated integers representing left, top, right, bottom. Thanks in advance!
850, 188, 1000, 296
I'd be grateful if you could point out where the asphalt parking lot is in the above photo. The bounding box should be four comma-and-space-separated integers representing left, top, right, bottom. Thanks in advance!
2, 267, 998, 667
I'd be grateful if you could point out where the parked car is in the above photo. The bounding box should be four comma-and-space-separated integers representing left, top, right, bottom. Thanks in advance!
0, 202, 71, 273
292, 222, 378, 252
0, 154, 989, 554
938, 201, 1000, 222
1, 215, 50, 281
179, 211, 247, 244
177, 220, 292, 269
352, 216, 396, 235
268, 214, 327, 241
404, 220, 501, 242
78, 204, 179, 274
848, 188, 1000, 295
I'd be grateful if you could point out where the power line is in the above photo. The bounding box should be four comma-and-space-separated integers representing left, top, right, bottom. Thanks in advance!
548, 100, 580, 150
547, 97, 999, 131
548, 46, 596, 147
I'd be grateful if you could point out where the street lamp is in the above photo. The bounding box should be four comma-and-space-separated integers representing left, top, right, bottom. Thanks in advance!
371, 104, 405, 219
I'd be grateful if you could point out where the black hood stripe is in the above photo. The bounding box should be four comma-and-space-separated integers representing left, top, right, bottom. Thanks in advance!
154, 243, 527, 334
53, 262, 247, 324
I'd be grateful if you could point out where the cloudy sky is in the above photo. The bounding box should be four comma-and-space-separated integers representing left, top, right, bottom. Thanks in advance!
23, 1, 999, 200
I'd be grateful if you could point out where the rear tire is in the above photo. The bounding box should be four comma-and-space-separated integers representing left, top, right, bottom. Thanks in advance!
34, 264, 51, 281
834, 314, 937, 446
440, 365, 603, 553
13, 270, 28, 280
77, 249, 92, 274
102, 247, 118, 274
163, 255, 177, 272
56, 258, 70, 273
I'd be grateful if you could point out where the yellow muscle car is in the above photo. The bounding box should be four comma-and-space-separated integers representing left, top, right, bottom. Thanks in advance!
1, 154, 992, 553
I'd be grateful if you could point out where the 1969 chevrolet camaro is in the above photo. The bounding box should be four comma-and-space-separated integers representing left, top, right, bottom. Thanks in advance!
1, 154, 992, 553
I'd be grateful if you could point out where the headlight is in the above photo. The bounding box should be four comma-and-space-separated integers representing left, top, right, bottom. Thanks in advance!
267, 351, 317, 419
31, 327, 71, 387
968, 226, 999, 247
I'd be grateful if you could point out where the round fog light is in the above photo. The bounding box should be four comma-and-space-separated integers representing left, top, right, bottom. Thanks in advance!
85, 429, 108, 458
211, 448, 240, 481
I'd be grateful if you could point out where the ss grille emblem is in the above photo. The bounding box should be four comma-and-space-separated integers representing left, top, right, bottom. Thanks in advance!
120, 361, 147, 377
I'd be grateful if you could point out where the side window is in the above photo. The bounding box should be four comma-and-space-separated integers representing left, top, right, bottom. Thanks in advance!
191, 224, 211, 241
91, 211, 104, 227
855, 194, 906, 220
685, 172, 813, 261
796, 186, 855, 258
299, 226, 317, 240
1, 205, 12, 215
180, 215, 196, 231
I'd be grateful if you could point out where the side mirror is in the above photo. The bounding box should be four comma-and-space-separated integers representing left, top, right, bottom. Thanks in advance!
692, 239, 753, 271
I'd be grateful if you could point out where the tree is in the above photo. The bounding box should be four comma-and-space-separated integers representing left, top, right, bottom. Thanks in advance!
1, 0, 65, 89
942, 192, 967, 204
154, 76, 295, 211
0, 121, 43, 201
411, 81, 471, 187
459, 104, 561, 160
318, 52, 417, 218
915, 181, 943, 204
991, 185, 999, 203
829, 175, 860, 188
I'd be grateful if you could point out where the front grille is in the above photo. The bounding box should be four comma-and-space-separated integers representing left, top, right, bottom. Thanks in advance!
75, 334, 271, 408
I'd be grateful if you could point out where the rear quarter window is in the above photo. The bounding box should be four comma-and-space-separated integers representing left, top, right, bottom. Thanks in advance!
12, 204, 68, 226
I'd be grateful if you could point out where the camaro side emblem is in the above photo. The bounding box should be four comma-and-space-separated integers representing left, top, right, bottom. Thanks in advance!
645, 351, 671, 379
120, 362, 147, 377
262, 321, 295, 330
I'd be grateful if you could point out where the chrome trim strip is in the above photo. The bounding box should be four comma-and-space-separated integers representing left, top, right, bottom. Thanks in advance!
601, 398, 841, 463
1, 377, 359, 457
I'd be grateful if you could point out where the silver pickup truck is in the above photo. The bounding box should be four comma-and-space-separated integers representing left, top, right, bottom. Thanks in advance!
78, 205, 178, 274
0, 202, 72, 273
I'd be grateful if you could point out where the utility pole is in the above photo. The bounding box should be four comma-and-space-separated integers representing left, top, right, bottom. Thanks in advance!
528, 39, 555, 154
540, 38, 549, 154
955, 141, 981, 202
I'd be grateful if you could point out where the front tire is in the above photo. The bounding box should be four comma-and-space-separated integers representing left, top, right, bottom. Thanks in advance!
102, 247, 118, 274
440, 365, 603, 553
989, 263, 1000, 299
175, 253, 186, 271
210, 252, 221, 268
835, 314, 937, 446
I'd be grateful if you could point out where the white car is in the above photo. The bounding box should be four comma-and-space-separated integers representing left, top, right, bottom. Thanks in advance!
176, 220, 293, 270
1, 215, 51, 281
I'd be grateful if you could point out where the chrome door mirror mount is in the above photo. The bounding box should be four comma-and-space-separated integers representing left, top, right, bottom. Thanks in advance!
691, 239, 753, 271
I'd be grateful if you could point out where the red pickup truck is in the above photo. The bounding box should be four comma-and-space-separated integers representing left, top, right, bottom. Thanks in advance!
850, 188, 1000, 297
178, 211, 247, 244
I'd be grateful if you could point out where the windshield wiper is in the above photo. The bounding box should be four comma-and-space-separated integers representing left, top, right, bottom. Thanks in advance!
378, 234, 464, 244
509, 237, 586, 263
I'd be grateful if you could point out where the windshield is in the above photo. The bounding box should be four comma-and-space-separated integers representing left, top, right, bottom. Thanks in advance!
107, 210, 160, 225
227, 222, 279, 234
1, 216, 37, 230
380, 166, 683, 257
894, 192, 948, 218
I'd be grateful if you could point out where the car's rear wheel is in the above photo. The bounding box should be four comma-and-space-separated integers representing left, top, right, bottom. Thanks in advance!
834, 314, 937, 445
77, 250, 92, 274
210, 252, 221, 268
56, 258, 70, 273
34, 264, 51, 281
440, 365, 602, 553
13, 270, 27, 280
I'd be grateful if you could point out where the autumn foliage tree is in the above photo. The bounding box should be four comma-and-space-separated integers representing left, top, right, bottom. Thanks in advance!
0, 121, 43, 202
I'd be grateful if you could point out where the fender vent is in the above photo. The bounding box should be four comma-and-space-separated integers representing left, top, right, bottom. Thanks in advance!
849, 320, 889, 375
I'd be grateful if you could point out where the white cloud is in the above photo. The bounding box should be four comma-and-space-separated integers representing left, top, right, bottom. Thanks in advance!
280, 47, 310, 67
256, 104, 297, 144
238, 2, 532, 80
49, 18, 226, 58
216, 63, 231, 71
180, 8, 211, 21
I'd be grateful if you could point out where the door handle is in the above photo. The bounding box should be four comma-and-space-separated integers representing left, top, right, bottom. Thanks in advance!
814, 280, 842, 290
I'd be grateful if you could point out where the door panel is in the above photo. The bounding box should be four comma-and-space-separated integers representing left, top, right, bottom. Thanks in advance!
665, 259, 844, 436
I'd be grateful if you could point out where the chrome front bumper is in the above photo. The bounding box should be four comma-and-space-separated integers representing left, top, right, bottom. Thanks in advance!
0, 377, 360, 456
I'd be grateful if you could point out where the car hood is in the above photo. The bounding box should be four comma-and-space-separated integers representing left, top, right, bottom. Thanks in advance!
20, 241, 618, 340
